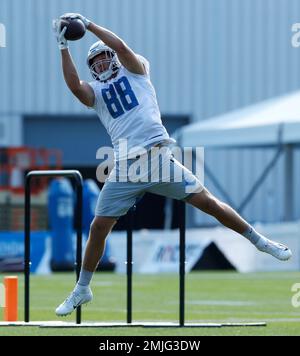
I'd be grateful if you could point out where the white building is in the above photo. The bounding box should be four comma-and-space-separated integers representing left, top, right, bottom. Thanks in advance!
1, 0, 300, 225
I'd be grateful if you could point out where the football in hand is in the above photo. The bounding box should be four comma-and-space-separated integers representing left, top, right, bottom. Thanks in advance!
60, 18, 86, 41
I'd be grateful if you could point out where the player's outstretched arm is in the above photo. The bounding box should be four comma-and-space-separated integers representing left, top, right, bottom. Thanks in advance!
53, 18, 95, 107
88, 22, 146, 75
61, 49, 95, 107
57, 13, 146, 75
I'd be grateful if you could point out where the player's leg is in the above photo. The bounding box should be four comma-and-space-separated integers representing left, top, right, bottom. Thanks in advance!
82, 216, 117, 272
146, 147, 291, 261
55, 178, 145, 317
186, 187, 249, 234
55, 216, 116, 317
185, 188, 292, 261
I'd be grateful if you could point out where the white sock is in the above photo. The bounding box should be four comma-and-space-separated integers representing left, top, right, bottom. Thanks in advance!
76, 268, 94, 289
242, 226, 268, 248
75, 283, 90, 292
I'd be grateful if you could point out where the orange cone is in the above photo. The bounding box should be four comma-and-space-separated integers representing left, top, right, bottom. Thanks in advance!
4, 276, 18, 322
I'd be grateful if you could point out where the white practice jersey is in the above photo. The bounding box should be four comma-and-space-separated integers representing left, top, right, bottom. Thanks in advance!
89, 56, 174, 160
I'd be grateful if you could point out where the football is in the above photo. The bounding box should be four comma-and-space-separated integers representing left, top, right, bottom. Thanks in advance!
60, 18, 86, 41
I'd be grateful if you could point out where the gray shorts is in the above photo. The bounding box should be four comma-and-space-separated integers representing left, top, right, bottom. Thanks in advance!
95, 147, 204, 218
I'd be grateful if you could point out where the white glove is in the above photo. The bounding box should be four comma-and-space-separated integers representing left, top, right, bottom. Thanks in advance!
52, 19, 68, 50
60, 13, 91, 29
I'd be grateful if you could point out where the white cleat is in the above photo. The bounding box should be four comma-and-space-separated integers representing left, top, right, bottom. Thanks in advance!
55, 287, 93, 317
256, 239, 292, 261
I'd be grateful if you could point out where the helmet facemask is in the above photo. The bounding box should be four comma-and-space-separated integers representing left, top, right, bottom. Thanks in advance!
89, 50, 120, 82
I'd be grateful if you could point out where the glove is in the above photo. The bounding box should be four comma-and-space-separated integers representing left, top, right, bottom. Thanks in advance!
52, 19, 68, 50
60, 13, 91, 29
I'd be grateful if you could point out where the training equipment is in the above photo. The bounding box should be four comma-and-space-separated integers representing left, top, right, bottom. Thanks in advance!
19, 171, 266, 328
87, 41, 121, 82
59, 18, 86, 41
0, 169, 266, 328
4, 276, 18, 322
48, 179, 75, 271
25, 170, 83, 324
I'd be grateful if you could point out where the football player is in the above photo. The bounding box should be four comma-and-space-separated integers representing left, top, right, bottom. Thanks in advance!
53, 13, 292, 316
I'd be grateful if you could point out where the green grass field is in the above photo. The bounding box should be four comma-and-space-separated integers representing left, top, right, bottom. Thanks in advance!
1, 271, 300, 336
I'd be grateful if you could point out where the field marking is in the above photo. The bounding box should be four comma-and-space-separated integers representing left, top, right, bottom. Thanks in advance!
186, 300, 257, 306
187, 273, 300, 281
223, 317, 300, 323
188, 309, 300, 315
261, 318, 300, 323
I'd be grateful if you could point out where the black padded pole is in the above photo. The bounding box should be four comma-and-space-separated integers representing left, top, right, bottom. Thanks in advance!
24, 170, 83, 324
179, 201, 186, 327
126, 206, 135, 324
